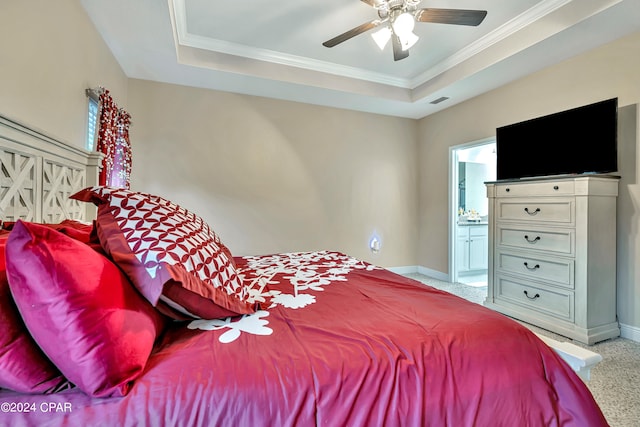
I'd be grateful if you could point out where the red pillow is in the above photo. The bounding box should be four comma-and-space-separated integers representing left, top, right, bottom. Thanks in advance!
71, 186, 256, 320
0, 232, 70, 394
5, 221, 166, 397
49, 219, 95, 243
2, 219, 96, 246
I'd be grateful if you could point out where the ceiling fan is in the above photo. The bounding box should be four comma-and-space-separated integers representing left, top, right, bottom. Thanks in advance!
322, 0, 488, 61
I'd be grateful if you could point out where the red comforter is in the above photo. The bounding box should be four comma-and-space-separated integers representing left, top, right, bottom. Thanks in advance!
0, 251, 607, 426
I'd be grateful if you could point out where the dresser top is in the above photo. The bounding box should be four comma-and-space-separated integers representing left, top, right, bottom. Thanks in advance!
485, 173, 620, 185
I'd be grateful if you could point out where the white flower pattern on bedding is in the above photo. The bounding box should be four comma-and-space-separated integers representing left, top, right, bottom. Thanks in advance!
188, 251, 379, 342
188, 310, 272, 343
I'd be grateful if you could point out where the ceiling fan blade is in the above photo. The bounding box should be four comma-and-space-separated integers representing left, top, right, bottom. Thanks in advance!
360, 0, 379, 7
322, 20, 382, 48
392, 34, 409, 61
415, 9, 488, 26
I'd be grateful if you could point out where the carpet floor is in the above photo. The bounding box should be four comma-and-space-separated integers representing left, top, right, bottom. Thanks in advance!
404, 273, 640, 427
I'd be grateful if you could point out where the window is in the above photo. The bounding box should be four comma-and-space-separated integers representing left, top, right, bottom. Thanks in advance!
85, 94, 99, 151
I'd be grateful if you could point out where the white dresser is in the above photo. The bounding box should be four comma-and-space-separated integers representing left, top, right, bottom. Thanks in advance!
484, 175, 619, 345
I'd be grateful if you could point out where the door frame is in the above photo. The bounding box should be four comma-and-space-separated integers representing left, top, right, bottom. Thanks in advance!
448, 137, 495, 284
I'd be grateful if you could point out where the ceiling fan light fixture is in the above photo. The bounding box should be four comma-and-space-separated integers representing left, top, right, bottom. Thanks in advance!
371, 26, 392, 50
399, 31, 419, 51
392, 12, 415, 37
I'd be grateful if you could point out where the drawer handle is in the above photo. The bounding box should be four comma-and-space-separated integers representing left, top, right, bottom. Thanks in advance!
505, 188, 510, 192
524, 207, 541, 215
524, 235, 541, 243
553, 185, 559, 190
524, 290, 540, 300
524, 262, 540, 271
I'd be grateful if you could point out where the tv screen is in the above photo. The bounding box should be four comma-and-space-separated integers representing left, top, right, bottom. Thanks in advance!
496, 98, 618, 181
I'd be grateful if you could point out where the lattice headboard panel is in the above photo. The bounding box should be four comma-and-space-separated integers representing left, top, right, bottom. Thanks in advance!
0, 115, 102, 223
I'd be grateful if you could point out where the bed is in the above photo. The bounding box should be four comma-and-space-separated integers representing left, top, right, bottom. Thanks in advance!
0, 114, 609, 426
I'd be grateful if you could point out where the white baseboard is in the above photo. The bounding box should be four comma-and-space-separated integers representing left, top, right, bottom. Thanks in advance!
417, 266, 449, 282
620, 323, 640, 343
386, 265, 419, 275
386, 265, 449, 282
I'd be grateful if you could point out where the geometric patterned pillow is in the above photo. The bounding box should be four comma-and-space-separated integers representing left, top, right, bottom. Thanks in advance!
71, 187, 256, 320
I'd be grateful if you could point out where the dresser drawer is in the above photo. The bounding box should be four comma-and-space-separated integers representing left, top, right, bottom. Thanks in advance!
496, 180, 574, 197
497, 225, 574, 255
497, 199, 573, 224
496, 275, 574, 321
496, 250, 574, 288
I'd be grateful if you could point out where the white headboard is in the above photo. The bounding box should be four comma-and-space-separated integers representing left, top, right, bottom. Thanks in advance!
0, 114, 102, 223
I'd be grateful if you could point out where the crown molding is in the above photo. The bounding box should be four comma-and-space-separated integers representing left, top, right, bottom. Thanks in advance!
171, 0, 411, 88
172, 0, 573, 93
171, 0, 620, 100
409, 0, 572, 88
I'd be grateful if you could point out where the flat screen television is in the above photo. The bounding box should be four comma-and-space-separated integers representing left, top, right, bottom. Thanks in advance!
495, 98, 618, 181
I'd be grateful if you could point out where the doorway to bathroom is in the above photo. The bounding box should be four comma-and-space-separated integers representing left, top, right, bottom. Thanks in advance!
449, 139, 496, 288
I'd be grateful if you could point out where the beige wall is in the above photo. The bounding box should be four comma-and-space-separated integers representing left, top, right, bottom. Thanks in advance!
0, 0, 127, 147
127, 79, 418, 267
418, 30, 640, 330
0, 0, 418, 268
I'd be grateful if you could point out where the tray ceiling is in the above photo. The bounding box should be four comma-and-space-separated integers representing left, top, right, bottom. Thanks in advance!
81, 0, 640, 118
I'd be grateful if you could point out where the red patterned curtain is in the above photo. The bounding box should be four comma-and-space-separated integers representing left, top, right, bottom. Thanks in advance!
112, 110, 132, 188
96, 88, 132, 188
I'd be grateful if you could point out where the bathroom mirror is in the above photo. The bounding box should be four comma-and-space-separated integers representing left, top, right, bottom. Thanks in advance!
458, 161, 491, 216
